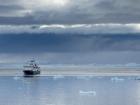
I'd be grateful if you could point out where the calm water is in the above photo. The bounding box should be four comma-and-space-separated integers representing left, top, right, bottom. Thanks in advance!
0, 76, 140, 105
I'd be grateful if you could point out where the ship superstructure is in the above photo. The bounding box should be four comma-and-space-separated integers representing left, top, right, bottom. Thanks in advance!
23, 60, 40, 75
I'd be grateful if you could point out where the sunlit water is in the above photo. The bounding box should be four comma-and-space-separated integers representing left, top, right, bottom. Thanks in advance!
0, 76, 140, 105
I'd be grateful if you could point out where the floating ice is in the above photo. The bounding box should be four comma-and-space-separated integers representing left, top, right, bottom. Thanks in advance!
76, 76, 93, 80
53, 75, 65, 80
79, 90, 96, 96
13, 76, 21, 80
111, 77, 125, 82
135, 76, 140, 80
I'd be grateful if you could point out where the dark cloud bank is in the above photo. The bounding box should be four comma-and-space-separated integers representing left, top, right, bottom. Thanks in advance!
0, 33, 140, 53
0, 33, 140, 65
0, 0, 140, 24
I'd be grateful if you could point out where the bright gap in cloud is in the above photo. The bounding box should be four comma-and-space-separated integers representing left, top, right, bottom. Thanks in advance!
39, 0, 69, 8
0, 23, 140, 34
131, 24, 140, 31
52, 0, 68, 6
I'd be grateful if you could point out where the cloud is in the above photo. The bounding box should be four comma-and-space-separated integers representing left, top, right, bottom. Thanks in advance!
0, 24, 140, 33
0, 0, 140, 66
0, 5, 24, 12
0, 51, 140, 66
0, 31, 140, 54
0, 0, 140, 24
0, 5, 26, 17
0, 24, 140, 56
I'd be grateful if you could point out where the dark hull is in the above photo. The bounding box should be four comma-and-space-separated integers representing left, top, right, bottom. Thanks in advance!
23, 70, 40, 75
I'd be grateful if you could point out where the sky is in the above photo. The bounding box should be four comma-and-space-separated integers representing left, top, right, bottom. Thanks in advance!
0, 0, 140, 24
0, 0, 140, 67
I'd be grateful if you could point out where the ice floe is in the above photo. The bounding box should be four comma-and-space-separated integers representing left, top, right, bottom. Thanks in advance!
111, 77, 125, 82
79, 90, 96, 96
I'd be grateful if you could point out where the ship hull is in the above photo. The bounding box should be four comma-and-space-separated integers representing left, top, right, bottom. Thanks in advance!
23, 70, 40, 75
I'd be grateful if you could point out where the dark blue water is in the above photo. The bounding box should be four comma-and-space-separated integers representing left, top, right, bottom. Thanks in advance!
0, 76, 140, 105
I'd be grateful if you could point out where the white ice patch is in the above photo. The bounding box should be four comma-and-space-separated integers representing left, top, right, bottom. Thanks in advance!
13, 76, 21, 80
53, 75, 65, 80
76, 76, 93, 80
135, 76, 140, 80
79, 90, 96, 96
111, 77, 125, 82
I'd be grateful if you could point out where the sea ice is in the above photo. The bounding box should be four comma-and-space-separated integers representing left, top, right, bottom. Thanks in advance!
79, 90, 96, 96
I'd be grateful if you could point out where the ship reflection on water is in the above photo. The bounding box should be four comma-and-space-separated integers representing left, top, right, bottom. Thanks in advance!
0, 76, 140, 105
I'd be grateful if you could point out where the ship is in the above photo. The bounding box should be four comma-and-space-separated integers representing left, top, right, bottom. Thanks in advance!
23, 60, 41, 76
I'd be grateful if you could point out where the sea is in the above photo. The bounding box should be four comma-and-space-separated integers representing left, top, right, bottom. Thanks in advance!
0, 75, 140, 105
